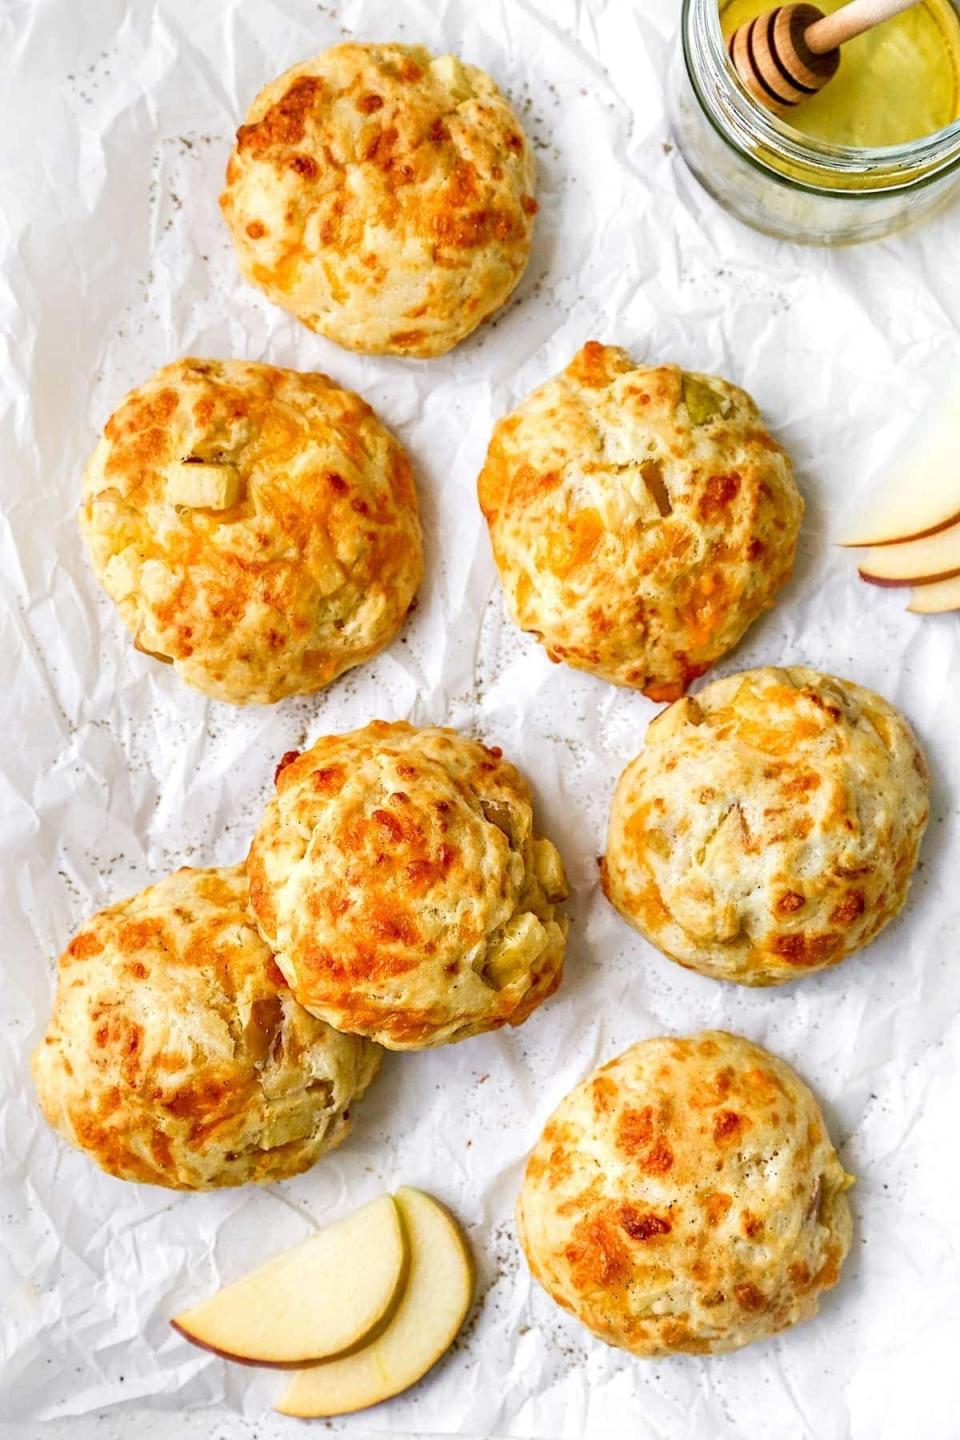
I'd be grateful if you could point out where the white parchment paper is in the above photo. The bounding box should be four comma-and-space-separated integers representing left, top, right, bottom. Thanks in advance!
3, 1, 960, 1437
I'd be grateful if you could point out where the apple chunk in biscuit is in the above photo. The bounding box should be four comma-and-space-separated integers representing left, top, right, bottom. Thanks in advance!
171, 1194, 408, 1367
166, 459, 242, 510
276, 1188, 474, 1418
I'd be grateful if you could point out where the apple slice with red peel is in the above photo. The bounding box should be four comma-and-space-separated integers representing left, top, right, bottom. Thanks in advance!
276, 1188, 474, 1418
171, 1194, 408, 1368
843, 490, 960, 549
908, 574, 960, 614
841, 384, 960, 547
858, 519, 960, 587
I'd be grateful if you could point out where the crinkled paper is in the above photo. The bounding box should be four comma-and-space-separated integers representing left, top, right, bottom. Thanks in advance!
2, 1, 960, 1437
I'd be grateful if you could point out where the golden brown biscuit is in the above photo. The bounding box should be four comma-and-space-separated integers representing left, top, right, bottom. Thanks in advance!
221, 43, 537, 358
80, 358, 422, 705
517, 1030, 853, 1356
31, 866, 381, 1190
248, 721, 568, 1049
478, 342, 804, 699
603, 667, 929, 985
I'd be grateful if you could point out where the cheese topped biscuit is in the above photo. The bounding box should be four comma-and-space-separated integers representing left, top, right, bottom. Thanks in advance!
31, 866, 382, 1190
248, 722, 568, 1049
479, 343, 803, 699
80, 358, 422, 704
518, 1031, 853, 1356
603, 666, 929, 984
221, 44, 537, 357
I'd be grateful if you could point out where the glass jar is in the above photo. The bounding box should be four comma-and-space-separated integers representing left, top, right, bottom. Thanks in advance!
667, 0, 960, 244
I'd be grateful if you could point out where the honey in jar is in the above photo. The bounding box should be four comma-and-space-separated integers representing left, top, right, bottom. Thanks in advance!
668, 0, 960, 242
719, 0, 960, 146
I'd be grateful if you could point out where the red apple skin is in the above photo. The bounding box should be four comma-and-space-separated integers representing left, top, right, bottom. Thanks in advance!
841, 507, 960, 549
169, 1295, 406, 1370
859, 562, 960, 589
169, 1319, 309, 1370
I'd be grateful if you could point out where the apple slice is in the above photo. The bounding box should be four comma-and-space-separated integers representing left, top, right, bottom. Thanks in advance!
841, 383, 960, 546
858, 519, 960, 587
276, 1188, 474, 1418
908, 574, 960, 614
171, 1193, 408, 1368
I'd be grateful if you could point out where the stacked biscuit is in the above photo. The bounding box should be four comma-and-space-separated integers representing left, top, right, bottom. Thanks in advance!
34, 39, 932, 1366
33, 721, 569, 1187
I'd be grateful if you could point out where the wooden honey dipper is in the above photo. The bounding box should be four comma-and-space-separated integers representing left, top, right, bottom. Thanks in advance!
728, 0, 922, 111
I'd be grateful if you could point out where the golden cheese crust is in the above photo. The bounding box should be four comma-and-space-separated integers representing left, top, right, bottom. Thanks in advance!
517, 1030, 853, 1357
478, 342, 804, 699
31, 866, 382, 1190
247, 721, 568, 1049
221, 43, 537, 358
80, 358, 422, 705
603, 667, 929, 985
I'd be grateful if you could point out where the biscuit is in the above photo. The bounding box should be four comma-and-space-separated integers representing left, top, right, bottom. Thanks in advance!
221, 43, 537, 358
248, 721, 568, 1049
517, 1030, 853, 1356
31, 865, 382, 1190
80, 358, 422, 705
603, 666, 929, 984
478, 342, 804, 699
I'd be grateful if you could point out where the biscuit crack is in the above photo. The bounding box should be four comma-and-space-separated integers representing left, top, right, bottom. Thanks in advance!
694, 800, 742, 866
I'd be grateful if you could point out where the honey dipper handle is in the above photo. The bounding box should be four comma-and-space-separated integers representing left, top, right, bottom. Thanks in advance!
804, 0, 920, 54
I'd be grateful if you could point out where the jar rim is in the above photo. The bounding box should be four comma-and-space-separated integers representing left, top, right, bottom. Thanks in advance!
682, 0, 960, 196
